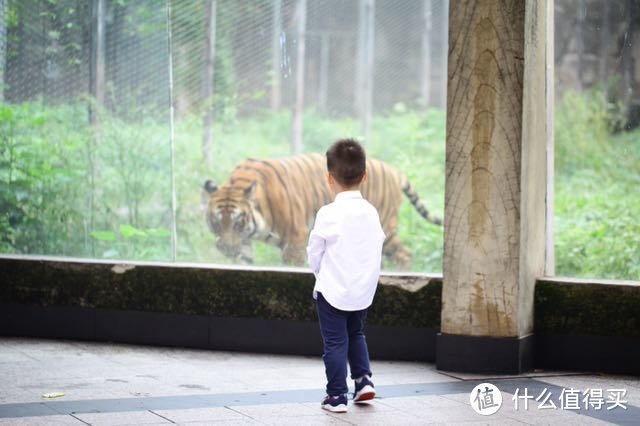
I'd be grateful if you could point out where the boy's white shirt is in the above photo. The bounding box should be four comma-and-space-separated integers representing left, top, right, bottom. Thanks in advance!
306, 190, 385, 311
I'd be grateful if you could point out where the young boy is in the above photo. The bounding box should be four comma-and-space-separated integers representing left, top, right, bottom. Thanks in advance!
306, 138, 385, 413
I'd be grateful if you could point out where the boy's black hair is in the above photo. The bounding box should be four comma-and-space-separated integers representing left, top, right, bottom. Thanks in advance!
326, 138, 366, 187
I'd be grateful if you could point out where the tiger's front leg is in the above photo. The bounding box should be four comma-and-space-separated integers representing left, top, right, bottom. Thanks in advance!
281, 229, 309, 266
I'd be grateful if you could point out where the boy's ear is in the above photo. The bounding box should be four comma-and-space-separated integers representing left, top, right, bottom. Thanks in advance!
361, 170, 368, 183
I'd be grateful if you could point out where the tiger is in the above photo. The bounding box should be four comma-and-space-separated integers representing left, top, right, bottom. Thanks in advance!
203, 153, 441, 268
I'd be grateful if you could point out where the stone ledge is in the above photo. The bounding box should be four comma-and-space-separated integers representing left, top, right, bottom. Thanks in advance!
0, 256, 442, 329
535, 277, 640, 337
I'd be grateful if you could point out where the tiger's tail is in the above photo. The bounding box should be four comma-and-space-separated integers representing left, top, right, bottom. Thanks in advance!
400, 175, 442, 226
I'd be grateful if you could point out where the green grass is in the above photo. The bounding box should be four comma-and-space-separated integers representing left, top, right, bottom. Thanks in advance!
1, 91, 638, 280
173, 108, 446, 272
554, 89, 640, 280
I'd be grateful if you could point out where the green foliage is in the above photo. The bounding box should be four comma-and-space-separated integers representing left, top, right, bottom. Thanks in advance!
173, 108, 445, 272
554, 89, 640, 280
0, 101, 172, 261
0, 102, 88, 255
2, 89, 639, 279
87, 104, 173, 261
555, 89, 624, 173
90, 224, 171, 260
368, 108, 445, 272
6, 0, 89, 78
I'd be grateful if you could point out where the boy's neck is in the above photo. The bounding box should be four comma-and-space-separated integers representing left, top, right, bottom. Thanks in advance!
332, 185, 360, 198
336, 185, 360, 193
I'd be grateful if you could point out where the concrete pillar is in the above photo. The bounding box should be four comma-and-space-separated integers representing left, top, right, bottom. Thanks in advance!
437, 0, 550, 374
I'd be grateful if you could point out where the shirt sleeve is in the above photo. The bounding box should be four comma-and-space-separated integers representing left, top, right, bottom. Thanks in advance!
306, 209, 327, 276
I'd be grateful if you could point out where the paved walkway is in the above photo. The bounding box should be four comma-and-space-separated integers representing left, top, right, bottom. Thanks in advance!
0, 338, 638, 425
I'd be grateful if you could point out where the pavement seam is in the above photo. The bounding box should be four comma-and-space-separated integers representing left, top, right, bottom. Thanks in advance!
148, 409, 177, 424
69, 413, 92, 425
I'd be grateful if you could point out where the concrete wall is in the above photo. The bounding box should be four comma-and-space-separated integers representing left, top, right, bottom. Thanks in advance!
1, 256, 639, 374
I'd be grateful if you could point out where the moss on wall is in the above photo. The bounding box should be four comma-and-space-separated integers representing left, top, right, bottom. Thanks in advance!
6, 257, 637, 335
0, 257, 442, 328
535, 279, 640, 337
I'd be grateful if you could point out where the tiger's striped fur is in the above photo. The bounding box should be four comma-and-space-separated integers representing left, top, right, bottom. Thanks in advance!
203, 153, 441, 267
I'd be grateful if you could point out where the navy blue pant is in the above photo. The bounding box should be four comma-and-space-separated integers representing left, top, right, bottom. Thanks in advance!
316, 292, 372, 396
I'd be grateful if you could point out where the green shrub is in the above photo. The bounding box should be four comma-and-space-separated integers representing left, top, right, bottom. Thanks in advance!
554, 90, 640, 280
0, 102, 89, 255
0, 101, 173, 260
2, 93, 638, 280
173, 108, 445, 272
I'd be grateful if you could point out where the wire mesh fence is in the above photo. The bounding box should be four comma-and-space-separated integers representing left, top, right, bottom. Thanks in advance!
1, 0, 450, 137
2, 0, 637, 278
167, 0, 448, 120
0, 0, 450, 271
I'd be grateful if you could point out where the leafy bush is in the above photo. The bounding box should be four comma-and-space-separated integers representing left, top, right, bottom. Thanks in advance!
555, 89, 623, 173
0, 102, 89, 255
172, 107, 445, 271
0, 101, 172, 260
2, 92, 639, 279
554, 90, 640, 280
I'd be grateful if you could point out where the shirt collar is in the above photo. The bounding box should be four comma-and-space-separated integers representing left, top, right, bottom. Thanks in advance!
334, 190, 363, 201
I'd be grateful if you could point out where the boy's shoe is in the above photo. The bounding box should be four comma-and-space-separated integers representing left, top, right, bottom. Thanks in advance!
321, 394, 348, 413
353, 376, 376, 403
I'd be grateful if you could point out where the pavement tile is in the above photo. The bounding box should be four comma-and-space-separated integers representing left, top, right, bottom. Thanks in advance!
175, 421, 262, 425
73, 410, 173, 425
0, 388, 47, 404
0, 414, 86, 425
433, 419, 528, 425
410, 405, 485, 423
524, 417, 614, 425
1, 338, 639, 426
230, 402, 324, 419
324, 410, 428, 425
153, 406, 248, 423
377, 394, 465, 410
301, 399, 397, 414
259, 413, 351, 425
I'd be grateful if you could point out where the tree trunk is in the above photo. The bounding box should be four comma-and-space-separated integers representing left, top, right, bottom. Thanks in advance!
202, 0, 217, 167
599, 0, 610, 98
291, 0, 306, 154
271, 0, 282, 111
90, 0, 105, 124
622, 0, 636, 125
420, 0, 433, 108
318, 32, 329, 112
576, 0, 585, 90
0, 0, 6, 102
355, 0, 374, 145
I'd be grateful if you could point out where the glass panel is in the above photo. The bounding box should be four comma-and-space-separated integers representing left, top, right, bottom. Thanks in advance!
172, 0, 447, 273
554, 0, 640, 280
1, 0, 173, 261
1, 0, 447, 273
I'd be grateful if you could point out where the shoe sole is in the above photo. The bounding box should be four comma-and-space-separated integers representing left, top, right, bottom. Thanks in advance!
322, 403, 348, 413
354, 385, 376, 403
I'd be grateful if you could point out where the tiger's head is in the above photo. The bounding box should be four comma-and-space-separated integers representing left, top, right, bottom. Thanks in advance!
203, 179, 258, 264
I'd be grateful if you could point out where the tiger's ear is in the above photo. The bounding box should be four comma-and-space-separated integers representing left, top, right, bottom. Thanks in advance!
244, 182, 257, 199
204, 180, 218, 194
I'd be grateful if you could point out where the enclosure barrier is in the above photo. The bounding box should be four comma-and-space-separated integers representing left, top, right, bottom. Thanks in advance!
0, 256, 638, 375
